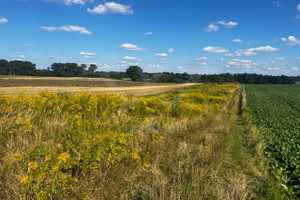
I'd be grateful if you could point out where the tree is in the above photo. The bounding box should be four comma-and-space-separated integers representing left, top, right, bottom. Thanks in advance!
126, 66, 143, 81
88, 64, 97, 73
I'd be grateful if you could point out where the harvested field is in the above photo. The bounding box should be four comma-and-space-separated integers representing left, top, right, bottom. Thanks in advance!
0, 76, 145, 87
0, 83, 195, 96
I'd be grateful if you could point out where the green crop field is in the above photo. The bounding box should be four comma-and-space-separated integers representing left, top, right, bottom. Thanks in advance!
245, 85, 300, 197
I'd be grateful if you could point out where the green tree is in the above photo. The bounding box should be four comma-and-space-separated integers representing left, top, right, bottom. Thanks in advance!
88, 64, 97, 73
126, 66, 143, 81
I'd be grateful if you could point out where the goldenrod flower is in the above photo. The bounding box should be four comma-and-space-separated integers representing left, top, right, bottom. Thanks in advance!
45, 155, 51, 161
130, 152, 140, 160
58, 152, 70, 163
28, 161, 38, 171
20, 176, 29, 184
52, 165, 59, 172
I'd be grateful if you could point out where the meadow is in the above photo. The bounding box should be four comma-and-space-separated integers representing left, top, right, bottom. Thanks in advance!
245, 85, 300, 197
0, 80, 294, 199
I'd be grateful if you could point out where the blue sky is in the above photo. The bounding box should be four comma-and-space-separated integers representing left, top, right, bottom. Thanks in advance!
0, 0, 300, 75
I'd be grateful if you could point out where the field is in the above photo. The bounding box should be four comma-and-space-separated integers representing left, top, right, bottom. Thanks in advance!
0, 79, 296, 199
0, 76, 194, 96
245, 85, 300, 197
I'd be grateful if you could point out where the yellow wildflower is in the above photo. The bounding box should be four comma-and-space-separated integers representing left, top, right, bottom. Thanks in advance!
45, 155, 51, 161
20, 176, 29, 184
144, 117, 150, 123
130, 152, 141, 160
52, 165, 59, 171
58, 152, 70, 163
28, 161, 38, 171
143, 162, 150, 168
12, 153, 24, 162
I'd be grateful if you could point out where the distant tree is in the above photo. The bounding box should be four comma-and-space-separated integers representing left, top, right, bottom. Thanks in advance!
126, 66, 143, 81
81, 64, 87, 76
88, 64, 97, 73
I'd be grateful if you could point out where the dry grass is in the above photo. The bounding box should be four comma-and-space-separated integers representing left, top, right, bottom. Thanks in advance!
0, 83, 196, 96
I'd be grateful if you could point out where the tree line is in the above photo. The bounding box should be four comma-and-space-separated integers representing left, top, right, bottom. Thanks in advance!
0, 59, 298, 84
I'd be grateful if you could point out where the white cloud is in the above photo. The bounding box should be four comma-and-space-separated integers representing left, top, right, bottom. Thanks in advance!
249, 46, 279, 52
144, 32, 152, 36
281, 36, 300, 46
217, 21, 238, 28
226, 59, 257, 69
167, 48, 174, 53
297, 57, 300, 60
196, 57, 208, 61
297, 4, 300, 11
291, 67, 299, 71
235, 50, 257, 56
272, 1, 281, 7
80, 51, 96, 58
87, 2, 133, 15
233, 39, 243, 43
42, 0, 93, 6
123, 56, 141, 61
155, 53, 168, 57
274, 57, 285, 60
236, 45, 279, 56
41, 25, 91, 34
203, 46, 228, 53
225, 53, 234, 57
205, 23, 219, 32
0, 17, 8, 24
120, 43, 143, 51
19, 55, 26, 58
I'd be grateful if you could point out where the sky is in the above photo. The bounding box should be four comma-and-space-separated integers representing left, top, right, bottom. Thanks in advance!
0, 0, 300, 75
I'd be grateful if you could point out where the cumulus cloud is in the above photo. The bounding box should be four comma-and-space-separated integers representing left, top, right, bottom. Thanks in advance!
42, 0, 93, 6
19, 55, 26, 58
297, 4, 300, 11
281, 36, 300, 46
41, 25, 91, 34
205, 23, 219, 32
144, 32, 152, 36
167, 48, 174, 53
0, 17, 8, 24
226, 59, 258, 69
120, 43, 143, 51
123, 56, 141, 61
205, 20, 238, 32
80, 51, 96, 58
236, 45, 279, 56
155, 53, 168, 57
216, 21, 238, 28
291, 67, 299, 71
203, 46, 228, 53
87, 2, 133, 15
233, 39, 243, 43
196, 57, 208, 61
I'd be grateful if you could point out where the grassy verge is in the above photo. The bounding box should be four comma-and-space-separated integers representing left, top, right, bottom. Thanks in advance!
78, 86, 289, 199
0, 84, 288, 199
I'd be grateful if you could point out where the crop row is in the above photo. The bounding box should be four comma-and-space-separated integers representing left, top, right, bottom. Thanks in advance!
245, 85, 300, 197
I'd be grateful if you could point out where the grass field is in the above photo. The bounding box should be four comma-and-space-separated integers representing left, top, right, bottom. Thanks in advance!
0, 80, 296, 199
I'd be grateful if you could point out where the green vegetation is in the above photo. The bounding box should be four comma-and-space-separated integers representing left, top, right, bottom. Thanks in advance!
245, 84, 300, 197
0, 59, 297, 84
0, 84, 290, 199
